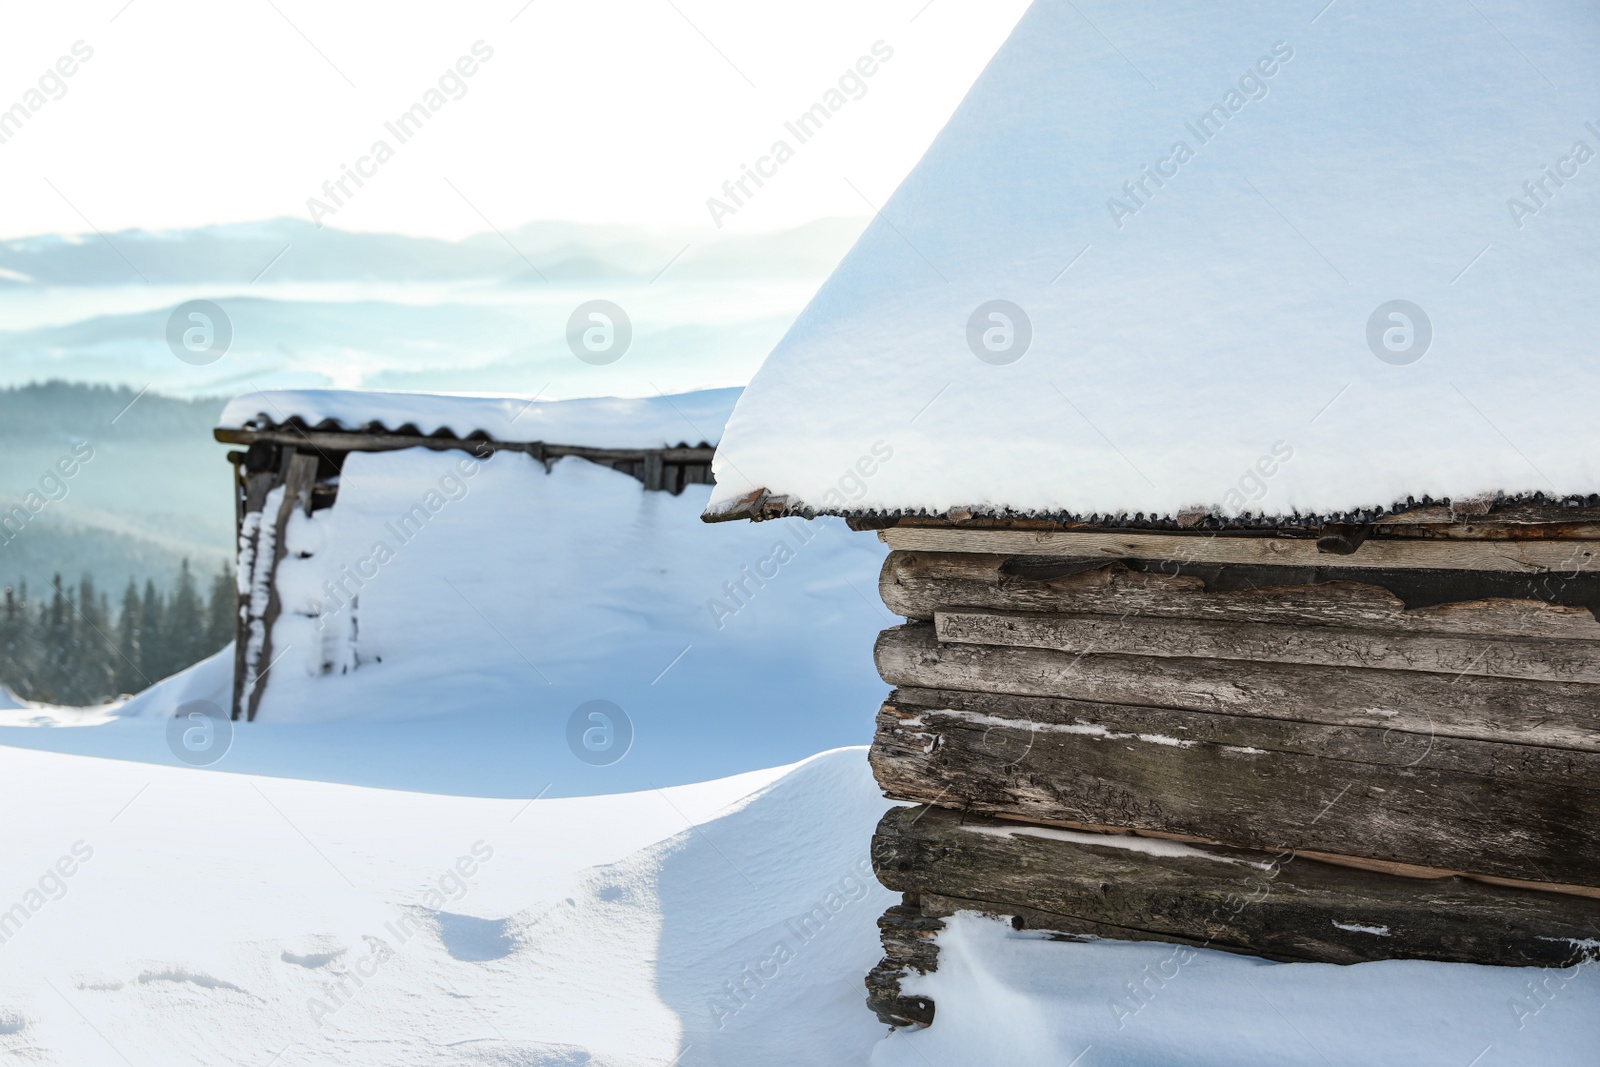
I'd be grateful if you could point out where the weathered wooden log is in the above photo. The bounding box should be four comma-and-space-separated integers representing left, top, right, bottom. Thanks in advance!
243, 450, 317, 722
875, 624, 1600, 752
1377, 520, 1600, 538
217, 425, 714, 459
934, 610, 1600, 684
879, 553, 1600, 639
642, 451, 664, 492
231, 468, 276, 721
873, 805, 1600, 967
864, 896, 941, 1028
882, 527, 1600, 573
870, 690, 1600, 886
876, 503, 1600, 532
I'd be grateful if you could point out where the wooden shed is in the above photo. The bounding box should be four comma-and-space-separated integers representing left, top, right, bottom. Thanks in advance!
216, 388, 729, 721
700, 0, 1600, 1030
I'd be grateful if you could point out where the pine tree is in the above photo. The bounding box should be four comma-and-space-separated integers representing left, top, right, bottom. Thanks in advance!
139, 579, 165, 681
0, 585, 33, 701
206, 561, 235, 653
168, 559, 204, 675
115, 578, 145, 695
73, 575, 117, 703
40, 575, 73, 703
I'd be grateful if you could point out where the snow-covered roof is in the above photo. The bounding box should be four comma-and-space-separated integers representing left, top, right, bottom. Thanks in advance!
220, 387, 740, 449
707, 1, 1600, 524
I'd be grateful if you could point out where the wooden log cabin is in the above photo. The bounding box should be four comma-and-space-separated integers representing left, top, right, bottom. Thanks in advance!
700, 0, 1600, 1031
216, 387, 730, 721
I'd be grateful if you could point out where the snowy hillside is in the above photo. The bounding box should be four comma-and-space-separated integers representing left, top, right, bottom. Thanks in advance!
0, 745, 892, 1066
2, 743, 1594, 1066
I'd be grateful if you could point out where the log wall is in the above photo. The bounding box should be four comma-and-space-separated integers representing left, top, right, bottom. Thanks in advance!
863, 529, 1600, 1026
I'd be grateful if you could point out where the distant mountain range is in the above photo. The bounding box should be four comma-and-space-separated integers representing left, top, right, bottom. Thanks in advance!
0, 217, 864, 592
0, 216, 868, 286
0, 216, 866, 401
0, 383, 232, 598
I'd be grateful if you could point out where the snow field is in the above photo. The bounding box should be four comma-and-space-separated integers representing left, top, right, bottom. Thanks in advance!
0, 745, 893, 1066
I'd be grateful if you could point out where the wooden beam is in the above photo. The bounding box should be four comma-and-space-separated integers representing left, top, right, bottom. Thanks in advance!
879, 553, 1600, 639
873, 805, 1600, 967
875, 623, 1600, 751
934, 609, 1600, 684
871, 691, 1600, 886
214, 426, 714, 464
882, 526, 1600, 573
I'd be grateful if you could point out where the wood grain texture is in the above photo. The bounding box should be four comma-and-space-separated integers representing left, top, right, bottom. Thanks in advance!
881, 503, 1600, 531
882, 527, 1600, 573
864, 897, 940, 1028
879, 553, 1600, 639
873, 805, 1600, 967
230, 468, 276, 722
934, 610, 1600, 683
1372, 522, 1600, 539
875, 623, 1600, 751
245, 451, 317, 722
869, 690, 1600, 886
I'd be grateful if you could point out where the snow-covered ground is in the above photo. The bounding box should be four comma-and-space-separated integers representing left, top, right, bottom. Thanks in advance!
2, 742, 1595, 1066
0, 744, 891, 1066
883, 913, 1600, 1067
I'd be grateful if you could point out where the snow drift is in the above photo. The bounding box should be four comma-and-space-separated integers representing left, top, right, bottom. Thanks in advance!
0, 744, 1594, 1065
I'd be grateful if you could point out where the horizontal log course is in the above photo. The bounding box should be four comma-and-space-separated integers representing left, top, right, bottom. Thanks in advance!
870, 690, 1600, 887
882, 527, 1600, 574
934, 610, 1600, 684
875, 624, 1600, 752
879, 503, 1600, 533
879, 553, 1600, 639
1370, 503, 1600, 528
873, 805, 1600, 967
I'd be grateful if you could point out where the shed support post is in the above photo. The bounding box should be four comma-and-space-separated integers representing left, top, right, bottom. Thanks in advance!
233, 448, 317, 721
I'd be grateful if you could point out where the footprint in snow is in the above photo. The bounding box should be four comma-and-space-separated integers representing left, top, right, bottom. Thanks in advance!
135, 969, 257, 998
281, 948, 347, 969
444, 1038, 591, 1065
431, 911, 515, 962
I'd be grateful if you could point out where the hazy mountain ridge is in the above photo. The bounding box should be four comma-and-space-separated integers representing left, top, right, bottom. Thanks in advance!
0, 380, 225, 438
0, 216, 866, 591
0, 384, 232, 597
0, 216, 868, 286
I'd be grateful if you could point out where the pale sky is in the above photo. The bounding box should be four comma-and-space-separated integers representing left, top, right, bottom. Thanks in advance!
0, 0, 1030, 240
